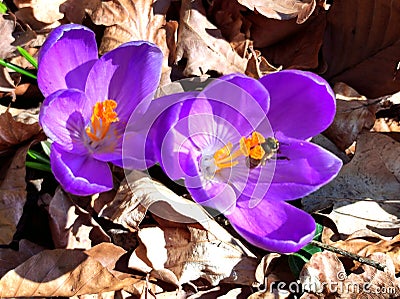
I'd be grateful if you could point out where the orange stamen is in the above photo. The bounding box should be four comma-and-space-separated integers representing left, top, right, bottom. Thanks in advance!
213, 131, 266, 170
86, 99, 119, 142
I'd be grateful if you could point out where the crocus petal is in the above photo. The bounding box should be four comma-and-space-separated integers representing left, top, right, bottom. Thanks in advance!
85, 41, 163, 124
38, 24, 98, 97
259, 70, 336, 140
199, 76, 270, 131
50, 143, 113, 196
187, 180, 237, 215
39, 89, 91, 154
227, 199, 315, 253
265, 134, 343, 201
122, 92, 198, 170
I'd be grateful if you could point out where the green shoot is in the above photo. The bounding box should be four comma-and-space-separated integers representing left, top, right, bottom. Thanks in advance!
0, 2, 7, 14
27, 149, 51, 165
26, 161, 51, 172
26, 149, 51, 172
17, 46, 38, 69
0, 59, 37, 79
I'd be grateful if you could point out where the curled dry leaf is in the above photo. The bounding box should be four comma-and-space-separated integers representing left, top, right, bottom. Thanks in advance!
176, 0, 248, 76
303, 132, 400, 235
88, 0, 174, 85
324, 83, 378, 151
322, 227, 400, 273
0, 144, 31, 245
300, 252, 400, 298
0, 14, 16, 59
0, 109, 41, 155
98, 170, 258, 287
48, 188, 110, 249
237, 0, 319, 24
0, 243, 138, 297
323, 0, 400, 97
14, 0, 66, 24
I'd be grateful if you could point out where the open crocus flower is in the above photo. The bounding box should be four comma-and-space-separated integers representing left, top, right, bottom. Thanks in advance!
129, 71, 342, 253
38, 24, 163, 195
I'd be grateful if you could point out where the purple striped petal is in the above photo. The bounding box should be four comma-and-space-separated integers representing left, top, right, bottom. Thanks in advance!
85, 41, 163, 124
50, 143, 113, 196
38, 24, 98, 97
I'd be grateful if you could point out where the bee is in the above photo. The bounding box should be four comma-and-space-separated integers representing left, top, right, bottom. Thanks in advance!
246, 137, 283, 169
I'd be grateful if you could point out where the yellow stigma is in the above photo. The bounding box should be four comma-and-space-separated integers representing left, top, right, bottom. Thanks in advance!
86, 99, 119, 142
213, 131, 266, 170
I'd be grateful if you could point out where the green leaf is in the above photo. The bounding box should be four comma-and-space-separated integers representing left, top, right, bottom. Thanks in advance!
0, 2, 7, 14
0, 59, 37, 79
26, 161, 51, 172
17, 46, 38, 69
27, 149, 50, 165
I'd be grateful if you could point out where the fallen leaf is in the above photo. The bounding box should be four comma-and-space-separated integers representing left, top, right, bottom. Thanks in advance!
0, 109, 41, 155
0, 14, 16, 59
300, 252, 400, 298
0, 66, 18, 95
303, 132, 400, 235
0, 144, 31, 245
0, 243, 138, 296
48, 188, 110, 249
0, 239, 44, 277
88, 0, 174, 85
324, 83, 379, 151
14, 0, 66, 24
99, 171, 259, 287
176, 0, 248, 76
237, 0, 319, 24
322, 0, 400, 97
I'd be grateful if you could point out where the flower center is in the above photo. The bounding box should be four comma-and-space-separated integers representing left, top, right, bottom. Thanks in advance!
210, 131, 279, 172
86, 99, 119, 142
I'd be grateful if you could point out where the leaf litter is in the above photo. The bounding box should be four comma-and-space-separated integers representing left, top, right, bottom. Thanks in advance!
1, 0, 400, 297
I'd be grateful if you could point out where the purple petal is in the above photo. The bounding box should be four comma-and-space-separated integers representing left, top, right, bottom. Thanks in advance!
199, 76, 271, 132
122, 92, 198, 170
50, 143, 113, 196
187, 180, 237, 214
39, 89, 91, 154
227, 199, 315, 253
38, 24, 98, 97
259, 70, 336, 140
85, 41, 163, 124
265, 134, 342, 201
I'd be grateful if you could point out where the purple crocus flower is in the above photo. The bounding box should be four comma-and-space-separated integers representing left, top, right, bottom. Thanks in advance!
128, 71, 342, 253
38, 24, 163, 195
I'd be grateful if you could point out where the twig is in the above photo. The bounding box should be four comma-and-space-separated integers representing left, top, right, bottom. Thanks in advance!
310, 240, 387, 271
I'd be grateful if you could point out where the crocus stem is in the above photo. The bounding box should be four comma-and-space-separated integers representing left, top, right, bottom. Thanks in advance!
17, 46, 38, 69
0, 59, 37, 79
309, 240, 386, 271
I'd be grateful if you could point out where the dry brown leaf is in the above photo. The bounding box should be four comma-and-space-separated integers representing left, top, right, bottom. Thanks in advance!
237, 0, 319, 24
303, 132, 400, 235
0, 243, 138, 296
88, 0, 174, 85
98, 171, 258, 287
48, 188, 110, 249
373, 118, 400, 133
0, 66, 18, 95
300, 252, 400, 298
0, 144, 32, 245
324, 83, 379, 151
176, 0, 248, 76
0, 109, 41, 155
0, 239, 44, 277
323, 0, 400, 98
14, 0, 66, 24
0, 14, 16, 59
322, 227, 400, 273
